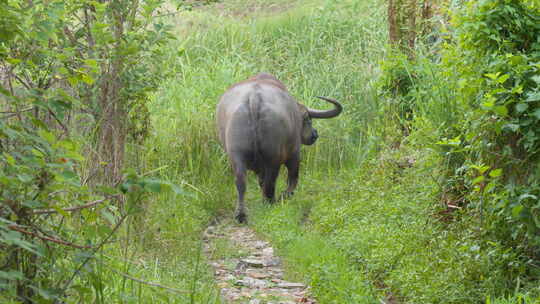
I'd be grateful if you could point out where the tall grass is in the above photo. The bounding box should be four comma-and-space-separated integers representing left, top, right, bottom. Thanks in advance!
94, 0, 386, 302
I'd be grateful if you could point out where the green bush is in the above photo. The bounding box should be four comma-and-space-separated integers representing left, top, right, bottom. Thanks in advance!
439, 0, 540, 252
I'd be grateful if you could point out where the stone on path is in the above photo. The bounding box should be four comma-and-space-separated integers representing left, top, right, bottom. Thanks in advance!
204, 224, 317, 303
277, 282, 305, 289
241, 258, 265, 268
262, 247, 274, 256
253, 240, 268, 249
246, 270, 271, 279
263, 257, 281, 267
235, 277, 268, 288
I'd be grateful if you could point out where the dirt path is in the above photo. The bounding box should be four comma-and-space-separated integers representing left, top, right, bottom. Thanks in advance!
203, 223, 316, 304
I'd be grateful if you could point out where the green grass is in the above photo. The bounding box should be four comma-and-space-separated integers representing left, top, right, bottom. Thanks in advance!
90, 0, 540, 302
249, 151, 527, 303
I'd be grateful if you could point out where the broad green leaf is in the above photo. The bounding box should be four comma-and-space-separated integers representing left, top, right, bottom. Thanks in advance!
38, 130, 56, 144
484, 72, 500, 80
512, 204, 523, 218
518, 193, 537, 202
489, 168, 503, 177
497, 74, 510, 84
1, 230, 40, 255
61, 170, 78, 180
100, 209, 116, 225
144, 179, 162, 193
472, 175, 485, 185
17, 173, 33, 183
4, 153, 15, 165
80, 74, 95, 85
526, 91, 540, 102
67, 76, 79, 86
503, 123, 519, 132
532, 108, 540, 119
50, 205, 69, 217
471, 164, 490, 174
22, 200, 45, 208
0, 270, 24, 281
511, 85, 523, 94
97, 224, 113, 236
493, 105, 508, 116
6, 58, 21, 65
436, 136, 461, 146
83, 59, 98, 68
515, 103, 528, 112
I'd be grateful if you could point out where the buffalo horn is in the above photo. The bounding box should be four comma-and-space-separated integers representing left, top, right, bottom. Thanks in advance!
307, 96, 343, 119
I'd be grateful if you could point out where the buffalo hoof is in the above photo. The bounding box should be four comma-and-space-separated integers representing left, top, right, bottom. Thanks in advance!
263, 197, 275, 204
280, 191, 294, 200
235, 209, 247, 224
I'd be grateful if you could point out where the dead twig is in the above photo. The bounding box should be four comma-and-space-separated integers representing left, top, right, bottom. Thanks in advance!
110, 269, 189, 294
47, 107, 70, 136
7, 224, 92, 249
0, 107, 34, 119
56, 207, 131, 303
32, 196, 119, 215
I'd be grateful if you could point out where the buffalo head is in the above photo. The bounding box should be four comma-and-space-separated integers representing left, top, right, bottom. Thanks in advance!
299, 96, 343, 146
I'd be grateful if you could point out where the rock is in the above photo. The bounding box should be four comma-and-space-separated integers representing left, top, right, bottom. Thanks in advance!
262, 247, 274, 256
254, 240, 268, 249
263, 257, 280, 267
235, 260, 248, 272
222, 274, 236, 281
277, 282, 305, 289
240, 290, 252, 298
217, 282, 228, 288
241, 258, 265, 268
207, 226, 317, 304
270, 270, 284, 278
235, 277, 268, 288
246, 270, 271, 279
205, 226, 216, 235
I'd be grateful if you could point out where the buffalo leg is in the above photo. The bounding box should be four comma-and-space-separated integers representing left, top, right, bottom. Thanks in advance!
233, 163, 247, 223
282, 155, 300, 199
262, 166, 280, 203
256, 168, 265, 191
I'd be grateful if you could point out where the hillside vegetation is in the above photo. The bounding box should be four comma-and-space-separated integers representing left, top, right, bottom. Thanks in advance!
2, 0, 540, 303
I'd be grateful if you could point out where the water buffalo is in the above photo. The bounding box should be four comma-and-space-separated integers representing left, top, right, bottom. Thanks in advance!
216, 73, 342, 223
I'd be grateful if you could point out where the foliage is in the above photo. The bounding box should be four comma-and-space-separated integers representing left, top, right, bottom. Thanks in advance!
439, 0, 540, 253
0, 0, 181, 302
0, 101, 174, 302
376, 0, 540, 300
377, 49, 418, 137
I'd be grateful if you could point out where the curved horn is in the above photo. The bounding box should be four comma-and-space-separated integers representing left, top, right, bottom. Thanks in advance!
307, 96, 343, 119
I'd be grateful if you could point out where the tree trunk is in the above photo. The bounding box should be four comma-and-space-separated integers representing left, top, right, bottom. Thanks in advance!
407, 0, 417, 50
388, 0, 399, 45
95, 0, 127, 185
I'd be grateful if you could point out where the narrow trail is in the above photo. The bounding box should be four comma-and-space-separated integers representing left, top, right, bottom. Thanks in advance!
204, 224, 316, 304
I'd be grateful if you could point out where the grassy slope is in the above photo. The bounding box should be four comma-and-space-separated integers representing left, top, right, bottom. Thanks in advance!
108, 0, 539, 303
